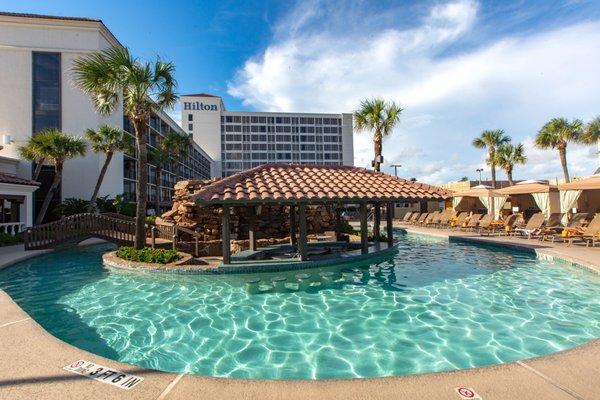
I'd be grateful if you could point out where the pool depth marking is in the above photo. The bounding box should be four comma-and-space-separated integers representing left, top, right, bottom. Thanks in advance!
455, 387, 482, 399
63, 360, 143, 390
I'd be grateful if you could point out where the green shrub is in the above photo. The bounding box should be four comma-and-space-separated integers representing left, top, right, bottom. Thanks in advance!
120, 202, 136, 217
0, 232, 23, 246
146, 215, 157, 224
56, 198, 89, 216
116, 246, 181, 264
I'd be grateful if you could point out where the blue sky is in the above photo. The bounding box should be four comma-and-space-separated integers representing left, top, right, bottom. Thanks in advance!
2, 0, 600, 182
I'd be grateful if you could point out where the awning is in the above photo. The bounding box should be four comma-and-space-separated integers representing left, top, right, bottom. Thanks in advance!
451, 185, 504, 198
496, 180, 557, 195
558, 174, 600, 190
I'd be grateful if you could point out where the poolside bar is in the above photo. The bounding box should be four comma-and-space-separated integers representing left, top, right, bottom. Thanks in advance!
192, 164, 450, 265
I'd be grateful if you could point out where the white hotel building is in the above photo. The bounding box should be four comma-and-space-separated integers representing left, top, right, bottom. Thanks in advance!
0, 12, 213, 227
182, 94, 354, 177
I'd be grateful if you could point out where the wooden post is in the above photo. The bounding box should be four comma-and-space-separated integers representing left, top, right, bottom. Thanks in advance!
289, 205, 297, 248
298, 203, 308, 261
386, 202, 394, 246
151, 226, 156, 249
360, 203, 368, 254
222, 205, 231, 264
373, 203, 381, 239
248, 206, 257, 251
335, 206, 342, 241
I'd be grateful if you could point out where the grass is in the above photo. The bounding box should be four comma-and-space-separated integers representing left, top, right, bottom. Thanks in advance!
116, 246, 181, 264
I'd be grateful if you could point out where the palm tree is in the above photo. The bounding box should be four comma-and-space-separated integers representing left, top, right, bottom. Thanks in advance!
535, 118, 584, 183
85, 125, 133, 212
72, 46, 178, 249
19, 131, 62, 181
27, 131, 87, 225
495, 143, 527, 186
472, 130, 511, 188
162, 131, 191, 181
582, 116, 600, 154
149, 147, 172, 215
353, 98, 402, 172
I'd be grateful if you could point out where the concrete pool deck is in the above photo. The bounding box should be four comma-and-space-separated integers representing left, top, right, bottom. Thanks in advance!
0, 229, 599, 399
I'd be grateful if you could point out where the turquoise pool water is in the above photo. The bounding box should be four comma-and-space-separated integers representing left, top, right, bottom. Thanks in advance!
1, 232, 600, 380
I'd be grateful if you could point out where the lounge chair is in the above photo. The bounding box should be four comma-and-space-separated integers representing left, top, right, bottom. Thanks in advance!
531, 213, 565, 240
408, 212, 421, 224
436, 210, 455, 228
564, 214, 600, 247
477, 214, 496, 235
461, 214, 482, 232
415, 212, 429, 225
542, 213, 590, 243
511, 213, 544, 239
424, 211, 442, 227
401, 212, 413, 223
451, 212, 469, 230
496, 214, 520, 236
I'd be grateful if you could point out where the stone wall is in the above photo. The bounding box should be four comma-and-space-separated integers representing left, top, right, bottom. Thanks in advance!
159, 179, 338, 242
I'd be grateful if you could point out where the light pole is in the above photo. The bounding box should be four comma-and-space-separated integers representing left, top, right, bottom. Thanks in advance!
390, 164, 402, 177
476, 168, 483, 184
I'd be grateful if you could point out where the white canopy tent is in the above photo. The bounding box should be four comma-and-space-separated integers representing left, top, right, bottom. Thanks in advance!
451, 185, 507, 220
558, 174, 600, 224
496, 180, 560, 220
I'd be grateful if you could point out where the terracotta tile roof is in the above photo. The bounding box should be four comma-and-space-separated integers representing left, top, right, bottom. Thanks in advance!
192, 164, 450, 205
0, 173, 39, 186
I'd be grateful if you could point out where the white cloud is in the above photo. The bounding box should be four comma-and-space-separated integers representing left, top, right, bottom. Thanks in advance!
228, 0, 600, 183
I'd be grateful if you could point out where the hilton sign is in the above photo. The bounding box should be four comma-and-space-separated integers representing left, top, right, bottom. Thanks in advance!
184, 102, 218, 111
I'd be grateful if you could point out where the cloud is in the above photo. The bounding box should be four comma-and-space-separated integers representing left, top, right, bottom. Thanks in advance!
228, 0, 600, 183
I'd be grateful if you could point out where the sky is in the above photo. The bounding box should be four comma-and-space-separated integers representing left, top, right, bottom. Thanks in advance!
3, 0, 600, 183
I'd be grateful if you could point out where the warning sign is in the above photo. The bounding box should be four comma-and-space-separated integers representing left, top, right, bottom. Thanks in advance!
455, 387, 482, 399
63, 360, 143, 390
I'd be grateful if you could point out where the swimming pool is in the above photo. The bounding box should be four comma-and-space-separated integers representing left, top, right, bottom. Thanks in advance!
1, 232, 599, 380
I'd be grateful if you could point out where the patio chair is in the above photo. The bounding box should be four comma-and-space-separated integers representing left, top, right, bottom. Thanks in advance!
543, 213, 591, 243
401, 212, 413, 223
451, 212, 469, 230
511, 213, 544, 239
497, 213, 520, 236
415, 213, 429, 225
564, 214, 600, 247
435, 210, 454, 228
461, 214, 482, 232
531, 213, 565, 240
408, 212, 421, 224
477, 214, 496, 235
424, 211, 442, 227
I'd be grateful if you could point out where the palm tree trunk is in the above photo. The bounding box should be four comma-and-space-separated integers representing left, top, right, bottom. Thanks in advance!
506, 167, 514, 186
155, 165, 162, 216
490, 164, 497, 188
33, 159, 45, 181
133, 118, 148, 249
35, 162, 62, 225
87, 151, 113, 213
373, 136, 382, 172
559, 147, 570, 183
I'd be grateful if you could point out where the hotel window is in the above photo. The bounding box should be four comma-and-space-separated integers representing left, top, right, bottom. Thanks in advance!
188, 114, 193, 121
32, 52, 61, 133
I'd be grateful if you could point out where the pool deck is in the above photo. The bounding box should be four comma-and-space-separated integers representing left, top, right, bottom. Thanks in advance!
1, 227, 600, 399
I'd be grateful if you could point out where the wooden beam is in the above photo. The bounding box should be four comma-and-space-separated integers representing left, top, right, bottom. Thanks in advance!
360, 202, 368, 254
386, 202, 394, 246
248, 206, 257, 252
289, 205, 297, 248
298, 203, 308, 261
335, 206, 342, 240
373, 203, 381, 239
222, 205, 231, 264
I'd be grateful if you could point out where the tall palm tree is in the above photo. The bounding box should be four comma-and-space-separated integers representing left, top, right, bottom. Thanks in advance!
149, 147, 172, 215
85, 125, 133, 212
19, 131, 62, 181
73, 46, 178, 249
535, 117, 584, 183
582, 116, 600, 158
25, 131, 87, 225
353, 98, 402, 172
495, 143, 527, 186
162, 131, 191, 181
472, 130, 511, 188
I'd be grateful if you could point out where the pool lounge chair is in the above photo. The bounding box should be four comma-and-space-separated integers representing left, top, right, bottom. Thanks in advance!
564, 214, 600, 247
543, 213, 591, 243
495, 214, 520, 236
415, 213, 430, 225
435, 210, 455, 228
451, 212, 469, 230
530, 213, 565, 240
461, 214, 482, 232
424, 211, 442, 227
477, 214, 497, 235
511, 213, 544, 239
401, 212, 413, 223
408, 212, 421, 224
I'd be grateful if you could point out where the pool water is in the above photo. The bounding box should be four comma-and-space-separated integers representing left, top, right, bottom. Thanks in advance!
1, 232, 600, 379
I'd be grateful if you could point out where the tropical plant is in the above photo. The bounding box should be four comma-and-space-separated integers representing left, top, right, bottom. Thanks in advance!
535, 117, 584, 183
18, 130, 62, 181
85, 125, 133, 212
73, 46, 178, 249
353, 98, 402, 172
27, 131, 87, 224
495, 143, 527, 186
112, 194, 124, 214
459, 176, 469, 182
116, 246, 181, 264
472, 130, 511, 188
582, 116, 600, 148
56, 197, 90, 216
149, 146, 172, 215
162, 131, 190, 181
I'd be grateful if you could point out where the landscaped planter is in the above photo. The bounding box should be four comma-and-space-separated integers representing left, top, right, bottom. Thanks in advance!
102, 250, 201, 273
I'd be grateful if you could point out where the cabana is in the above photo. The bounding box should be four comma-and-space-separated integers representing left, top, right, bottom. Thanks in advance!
190, 164, 449, 264
558, 174, 600, 223
451, 185, 506, 219
496, 180, 560, 220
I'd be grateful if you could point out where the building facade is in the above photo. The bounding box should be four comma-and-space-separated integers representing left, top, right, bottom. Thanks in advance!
182, 94, 354, 177
0, 13, 213, 222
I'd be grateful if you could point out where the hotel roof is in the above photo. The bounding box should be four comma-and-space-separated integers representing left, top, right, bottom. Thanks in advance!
0, 173, 39, 187
191, 164, 450, 205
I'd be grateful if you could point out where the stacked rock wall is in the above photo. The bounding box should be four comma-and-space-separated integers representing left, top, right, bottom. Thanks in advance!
159, 179, 337, 241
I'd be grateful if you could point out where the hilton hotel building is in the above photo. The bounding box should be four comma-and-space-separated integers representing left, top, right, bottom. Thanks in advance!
182, 94, 354, 177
